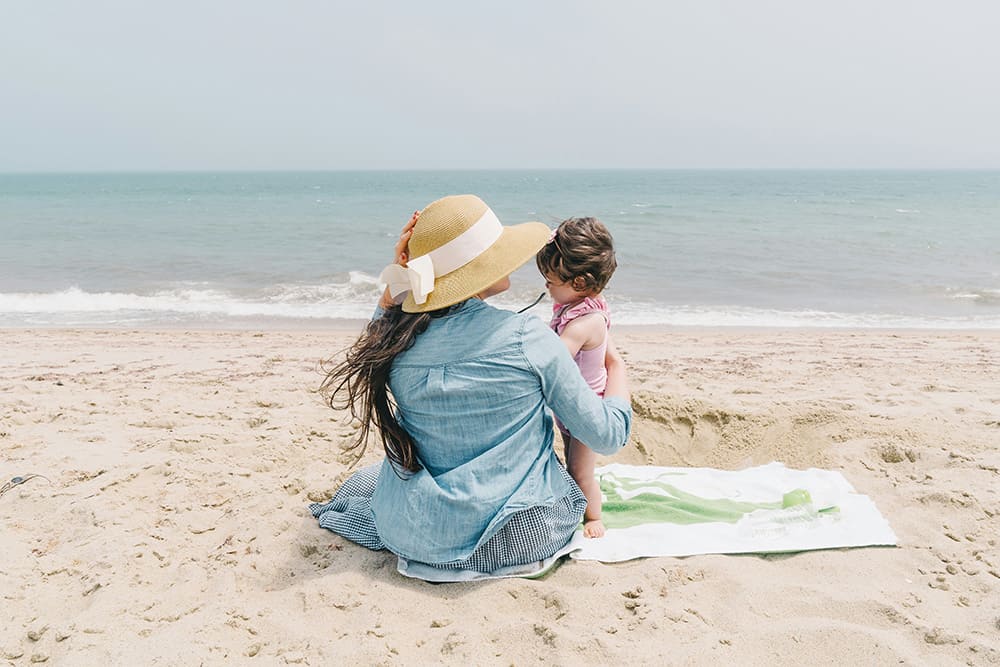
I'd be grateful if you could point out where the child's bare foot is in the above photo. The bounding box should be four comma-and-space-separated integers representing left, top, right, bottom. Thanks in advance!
583, 519, 606, 538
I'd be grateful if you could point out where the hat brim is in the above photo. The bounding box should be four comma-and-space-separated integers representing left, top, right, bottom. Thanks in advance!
402, 221, 550, 313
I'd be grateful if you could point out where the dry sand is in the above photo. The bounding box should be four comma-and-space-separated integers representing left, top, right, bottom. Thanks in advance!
1, 327, 998, 665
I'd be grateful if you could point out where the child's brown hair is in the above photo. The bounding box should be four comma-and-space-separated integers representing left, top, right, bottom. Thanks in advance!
535, 217, 617, 294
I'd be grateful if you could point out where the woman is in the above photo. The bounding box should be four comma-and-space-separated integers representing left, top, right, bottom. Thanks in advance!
311, 194, 631, 572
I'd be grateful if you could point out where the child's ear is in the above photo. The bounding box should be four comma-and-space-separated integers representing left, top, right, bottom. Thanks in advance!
571, 277, 588, 292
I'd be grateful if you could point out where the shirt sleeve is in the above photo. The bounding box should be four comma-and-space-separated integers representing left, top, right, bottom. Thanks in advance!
521, 316, 631, 454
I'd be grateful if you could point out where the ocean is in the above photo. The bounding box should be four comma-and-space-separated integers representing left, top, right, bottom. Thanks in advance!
1, 170, 998, 329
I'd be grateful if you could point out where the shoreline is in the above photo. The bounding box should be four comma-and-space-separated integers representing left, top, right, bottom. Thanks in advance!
5, 321, 1000, 335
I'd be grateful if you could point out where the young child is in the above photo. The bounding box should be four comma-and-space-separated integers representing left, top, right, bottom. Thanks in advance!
536, 217, 617, 538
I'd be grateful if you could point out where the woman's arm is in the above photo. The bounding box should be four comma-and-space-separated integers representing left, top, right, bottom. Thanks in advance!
523, 318, 631, 455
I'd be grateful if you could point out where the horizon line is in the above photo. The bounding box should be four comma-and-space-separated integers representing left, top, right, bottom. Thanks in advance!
3, 166, 1000, 176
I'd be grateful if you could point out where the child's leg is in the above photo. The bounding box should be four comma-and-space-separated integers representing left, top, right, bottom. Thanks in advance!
559, 430, 572, 466
566, 436, 605, 538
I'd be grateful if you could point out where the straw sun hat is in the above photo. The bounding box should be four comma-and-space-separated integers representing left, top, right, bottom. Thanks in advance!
380, 194, 550, 313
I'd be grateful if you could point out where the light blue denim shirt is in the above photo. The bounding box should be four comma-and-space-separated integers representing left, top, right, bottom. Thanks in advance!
370, 298, 632, 564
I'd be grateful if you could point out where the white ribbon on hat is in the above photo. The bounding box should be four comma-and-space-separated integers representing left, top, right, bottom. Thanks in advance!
379, 207, 503, 305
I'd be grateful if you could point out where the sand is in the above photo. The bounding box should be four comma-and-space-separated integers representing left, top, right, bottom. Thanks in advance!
1, 327, 998, 665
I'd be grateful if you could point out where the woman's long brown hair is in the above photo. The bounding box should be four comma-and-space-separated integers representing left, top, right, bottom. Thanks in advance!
320, 303, 451, 476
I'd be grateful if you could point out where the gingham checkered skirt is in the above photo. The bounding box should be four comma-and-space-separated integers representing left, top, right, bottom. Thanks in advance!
309, 463, 586, 572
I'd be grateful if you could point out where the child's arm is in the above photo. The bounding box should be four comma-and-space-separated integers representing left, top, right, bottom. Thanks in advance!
557, 312, 608, 357
603, 337, 630, 404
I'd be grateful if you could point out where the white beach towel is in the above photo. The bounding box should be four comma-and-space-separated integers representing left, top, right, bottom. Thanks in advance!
397, 462, 897, 582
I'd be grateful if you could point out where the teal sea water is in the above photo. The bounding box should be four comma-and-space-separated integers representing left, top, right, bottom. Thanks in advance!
1, 170, 998, 328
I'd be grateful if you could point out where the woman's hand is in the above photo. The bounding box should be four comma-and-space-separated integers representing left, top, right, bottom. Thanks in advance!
393, 210, 418, 265
379, 210, 419, 309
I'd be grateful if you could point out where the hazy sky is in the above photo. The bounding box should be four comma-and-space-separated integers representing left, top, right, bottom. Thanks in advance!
3, 1, 999, 171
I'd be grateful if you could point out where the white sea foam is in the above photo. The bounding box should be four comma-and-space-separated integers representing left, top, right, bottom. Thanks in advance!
944, 288, 1000, 304
0, 282, 381, 324
486, 295, 1000, 329
3, 279, 1000, 329
606, 304, 1000, 329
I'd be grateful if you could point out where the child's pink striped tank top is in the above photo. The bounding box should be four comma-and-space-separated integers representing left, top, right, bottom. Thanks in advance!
550, 296, 610, 396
